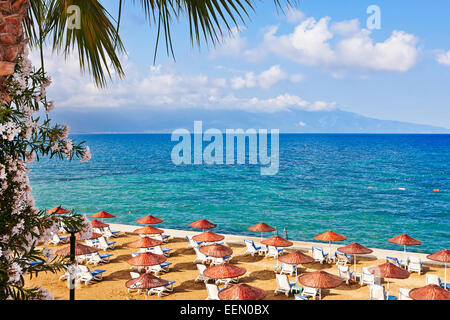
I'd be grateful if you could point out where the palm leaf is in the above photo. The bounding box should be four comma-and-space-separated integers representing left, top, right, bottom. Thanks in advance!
40, 0, 125, 87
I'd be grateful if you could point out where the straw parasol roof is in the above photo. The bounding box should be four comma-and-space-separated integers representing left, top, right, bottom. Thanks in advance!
90, 211, 116, 219
388, 234, 421, 246
279, 251, 314, 265
127, 237, 163, 248
298, 271, 344, 289
189, 219, 216, 230
409, 284, 450, 300
136, 215, 164, 225
75, 232, 102, 240
427, 249, 450, 263
261, 235, 293, 247
192, 231, 224, 242
219, 283, 266, 300
91, 219, 109, 228
133, 225, 164, 235
127, 252, 166, 267
55, 243, 98, 256
199, 244, 233, 258
46, 206, 70, 214
368, 262, 410, 279
125, 273, 170, 290
248, 223, 276, 233
203, 263, 246, 280
338, 242, 373, 255
314, 231, 346, 242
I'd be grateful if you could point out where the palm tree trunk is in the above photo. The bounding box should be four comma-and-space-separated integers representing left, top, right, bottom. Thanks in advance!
0, 0, 30, 103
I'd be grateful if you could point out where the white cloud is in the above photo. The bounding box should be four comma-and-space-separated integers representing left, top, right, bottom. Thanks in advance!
230, 65, 287, 89
283, 8, 306, 24
289, 73, 305, 83
436, 50, 450, 66
215, 14, 420, 73
331, 19, 360, 36
30, 49, 335, 114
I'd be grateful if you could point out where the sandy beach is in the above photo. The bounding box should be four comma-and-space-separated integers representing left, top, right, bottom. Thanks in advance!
23, 224, 448, 300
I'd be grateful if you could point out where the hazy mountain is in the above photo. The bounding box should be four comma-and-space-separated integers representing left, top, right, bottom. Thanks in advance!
53, 108, 449, 134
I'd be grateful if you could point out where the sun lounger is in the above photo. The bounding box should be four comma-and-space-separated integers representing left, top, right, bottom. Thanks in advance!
243, 239, 262, 256
338, 265, 355, 285
49, 233, 69, 245
148, 280, 176, 297
205, 284, 222, 300
210, 256, 231, 265
426, 274, 450, 289
215, 276, 239, 288
302, 286, 321, 300
369, 284, 397, 300
407, 257, 423, 275
360, 267, 381, 286
86, 252, 113, 265
399, 288, 412, 300
274, 274, 296, 296
266, 245, 284, 259
280, 263, 296, 276
193, 246, 210, 264
386, 256, 403, 268
97, 236, 116, 250
312, 246, 328, 264
186, 235, 203, 248
77, 265, 105, 285
59, 265, 82, 281
146, 262, 172, 275
84, 239, 99, 247
294, 294, 309, 300
103, 227, 120, 238
146, 245, 172, 257
150, 234, 171, 243
195, 264, 211, 283
335, 251, 353, 265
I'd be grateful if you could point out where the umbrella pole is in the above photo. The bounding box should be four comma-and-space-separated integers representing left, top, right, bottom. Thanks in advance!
69, 232, 76, 301
354, 256, 357, 273
445, 263, 448, 290
403, 245, 406, 266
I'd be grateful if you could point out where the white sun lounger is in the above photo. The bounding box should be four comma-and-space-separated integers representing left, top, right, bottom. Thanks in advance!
243, 239, 262, 256
205, 284, 222, 300
274, 274, 296, 296
398, 288, 412, 300
195, 264, 211, 283
97, 236, 116, 250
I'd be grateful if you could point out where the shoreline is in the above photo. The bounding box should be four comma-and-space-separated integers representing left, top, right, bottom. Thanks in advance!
108, 223, 441, 266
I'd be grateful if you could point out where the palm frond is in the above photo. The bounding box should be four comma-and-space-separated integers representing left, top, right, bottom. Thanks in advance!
42, 0, 125, 87
133, 0, 297, 61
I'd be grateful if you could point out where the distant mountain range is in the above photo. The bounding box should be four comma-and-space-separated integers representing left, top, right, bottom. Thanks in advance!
54, 108, 449, 134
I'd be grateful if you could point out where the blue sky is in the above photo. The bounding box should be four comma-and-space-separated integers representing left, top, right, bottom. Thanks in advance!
35, 0, 450, 130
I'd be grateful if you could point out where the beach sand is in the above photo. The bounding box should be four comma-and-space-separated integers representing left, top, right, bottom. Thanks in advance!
25, 227, 448, 300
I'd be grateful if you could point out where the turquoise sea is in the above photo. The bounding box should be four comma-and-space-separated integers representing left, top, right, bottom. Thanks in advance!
29, 134, 450, 253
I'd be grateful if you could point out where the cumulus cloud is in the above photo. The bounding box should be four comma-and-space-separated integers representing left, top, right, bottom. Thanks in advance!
230, 65, 287, 89
213, 14, 420, 73
436, 50, 450, 66
283, 8, 306, 24
29, 49, 333, 114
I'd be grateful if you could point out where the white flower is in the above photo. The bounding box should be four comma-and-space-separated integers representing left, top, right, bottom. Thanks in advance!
76, 215, 93, 240
80, 146, 91, 163
8, 262, 22, 283
45, 100, 55, 113
34, 287, 54, 300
